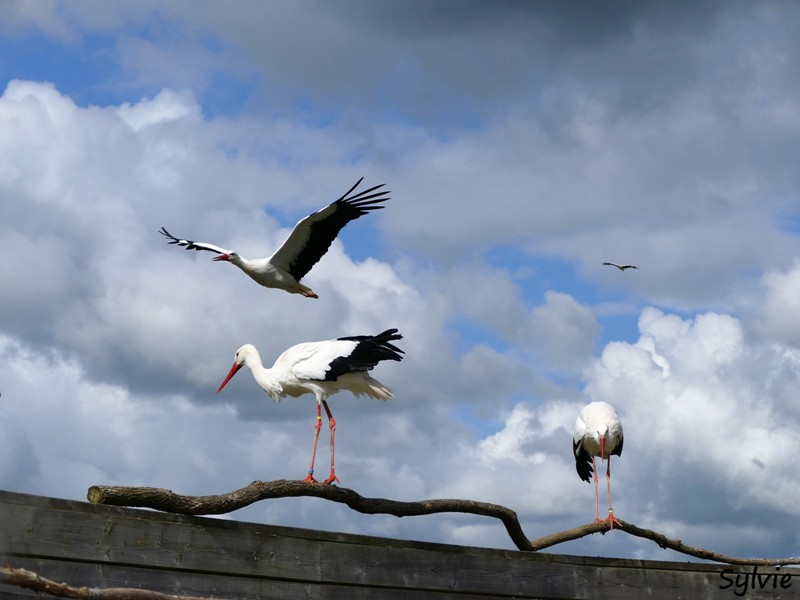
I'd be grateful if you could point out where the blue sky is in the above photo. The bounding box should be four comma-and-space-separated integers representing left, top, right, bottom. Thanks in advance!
2, 1, 800, 565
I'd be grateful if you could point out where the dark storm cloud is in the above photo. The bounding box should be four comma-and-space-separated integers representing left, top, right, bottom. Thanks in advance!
14, 1, 799, 128
195, 0, 736, 124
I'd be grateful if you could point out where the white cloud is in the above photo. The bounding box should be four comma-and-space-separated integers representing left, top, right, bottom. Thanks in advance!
431, 278, 799, 558
117, 88, 201, 131
754, 259, 800, 347
583, 305, 800, 549
524, 291, 599, 373
0, 334, 243, 497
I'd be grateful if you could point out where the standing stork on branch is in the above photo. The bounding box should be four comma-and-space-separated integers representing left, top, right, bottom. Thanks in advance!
573, 401, 624, 528
216, 329, 404, 484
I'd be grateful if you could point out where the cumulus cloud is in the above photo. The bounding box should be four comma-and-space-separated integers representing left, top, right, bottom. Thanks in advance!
524, 291, 599, 373
754, 259, 800, 347
444, 298, 798, 559
582, 306, 800, 556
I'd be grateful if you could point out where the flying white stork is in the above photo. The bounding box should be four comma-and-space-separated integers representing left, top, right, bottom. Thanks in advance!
603, 262, 638, 271
216, 329, 404, 484
160, 177, 390, 298
573, 401, 624, 528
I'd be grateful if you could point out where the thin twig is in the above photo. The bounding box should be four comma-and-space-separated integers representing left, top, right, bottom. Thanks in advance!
614, 519, 800, 566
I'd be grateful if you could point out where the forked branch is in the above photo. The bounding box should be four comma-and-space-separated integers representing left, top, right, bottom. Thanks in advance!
87, 480, 800, 567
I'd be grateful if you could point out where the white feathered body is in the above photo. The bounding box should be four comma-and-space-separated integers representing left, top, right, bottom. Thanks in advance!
226, 256, 313, 296
573, 401, 624, 483
574, 402, 623, 458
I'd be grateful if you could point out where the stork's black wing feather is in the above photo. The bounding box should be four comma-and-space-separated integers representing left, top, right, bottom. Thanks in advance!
269, 178, 390, 281
159, 227, 228, 254
573, 440, 594, 483
323, 329, 404, 381
612, 436, 623, 457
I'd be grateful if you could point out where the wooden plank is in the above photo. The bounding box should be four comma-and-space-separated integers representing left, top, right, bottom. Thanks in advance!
2, 490, 800, 599
319, 540, 800, 600
1, 557, 318, 600
0, 495, 323, 581
6, 557, 798, 600
1, 557, 539, 600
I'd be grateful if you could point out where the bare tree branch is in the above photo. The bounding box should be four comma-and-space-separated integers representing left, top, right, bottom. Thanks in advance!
0, 566, 212, 600
88, 479, 534, 552
87, 480, 800, 566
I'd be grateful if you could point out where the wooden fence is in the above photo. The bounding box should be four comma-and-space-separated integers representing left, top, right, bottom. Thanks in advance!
0, 489, 796, 599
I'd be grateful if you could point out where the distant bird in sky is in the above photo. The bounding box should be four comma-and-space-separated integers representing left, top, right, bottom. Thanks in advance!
603, 262, 638, 271
160, 177, 390, 298
573, 401, 624, 528
216, 329, 404, 484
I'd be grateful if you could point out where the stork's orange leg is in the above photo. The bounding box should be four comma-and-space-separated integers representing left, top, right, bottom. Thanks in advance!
592, 456, 600, 523
322, 400, 339, 485
303, 402, 323, 483
605, 457, 622, 529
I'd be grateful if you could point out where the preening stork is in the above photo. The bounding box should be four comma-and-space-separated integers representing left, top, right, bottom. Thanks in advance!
573, 401, 624, 528
160, 177, 390, 298
216, 329, 404, 484
603, 262, 638, 271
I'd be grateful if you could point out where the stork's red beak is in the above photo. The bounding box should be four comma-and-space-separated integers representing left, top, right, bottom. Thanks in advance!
212, 254, 230, 262
600, 436, 606, 461
216, 362, 243, 393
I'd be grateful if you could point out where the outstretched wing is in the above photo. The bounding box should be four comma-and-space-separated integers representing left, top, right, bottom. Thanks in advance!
603, 262, 638, 270
268, 178, 390, 281
159, 227, 230, 255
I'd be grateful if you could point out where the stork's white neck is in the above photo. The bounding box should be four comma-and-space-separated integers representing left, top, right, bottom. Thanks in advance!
227, 254, 250, 268
240, 348, 283, 400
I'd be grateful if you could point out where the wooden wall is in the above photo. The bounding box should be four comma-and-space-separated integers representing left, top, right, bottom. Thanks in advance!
0, 489, 796, 599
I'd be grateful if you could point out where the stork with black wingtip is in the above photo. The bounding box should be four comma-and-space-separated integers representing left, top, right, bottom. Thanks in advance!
160, 177, 390, 298
216, 329, 404, 484
573, 401, 624, 528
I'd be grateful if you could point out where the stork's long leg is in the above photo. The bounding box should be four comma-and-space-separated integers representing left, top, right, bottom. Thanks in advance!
303, 401, 323, 483
322, 400, 339, 484
592, 456, 600, 523
606, 456, 622, 528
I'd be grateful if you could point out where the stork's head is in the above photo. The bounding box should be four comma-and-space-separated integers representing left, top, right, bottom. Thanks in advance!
233, 344, 258, 363
212, 251, 238, 263
216, 344, 257, 394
